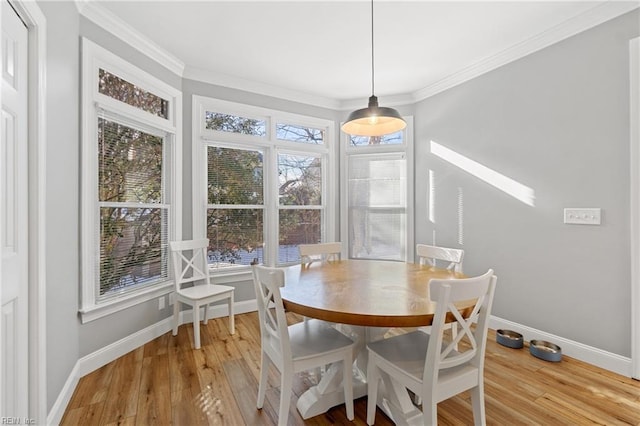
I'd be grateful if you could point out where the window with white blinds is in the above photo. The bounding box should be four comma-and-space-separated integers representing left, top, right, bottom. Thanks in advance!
97, 114, 169, 298
343, 119, 414, 262
206, 146, 264, 268
348, 153, 406, 260
80, 38, 182, 322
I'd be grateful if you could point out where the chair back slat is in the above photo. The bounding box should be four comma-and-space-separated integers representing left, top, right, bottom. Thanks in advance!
424, 270, 496, 379
298, 242, 342, 267
169, 238, 211, 291
252, 265, 292, 361
416, 244, 464, 273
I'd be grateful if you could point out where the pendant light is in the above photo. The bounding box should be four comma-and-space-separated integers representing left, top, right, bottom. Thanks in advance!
341, 0, 406, 137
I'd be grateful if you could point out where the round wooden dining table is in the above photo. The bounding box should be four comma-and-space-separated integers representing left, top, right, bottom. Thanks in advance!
281, 259, 466, 327
279, 259, 468, 422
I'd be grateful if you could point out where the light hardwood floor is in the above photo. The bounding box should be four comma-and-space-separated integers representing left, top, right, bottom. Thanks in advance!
61, 311, 640, 425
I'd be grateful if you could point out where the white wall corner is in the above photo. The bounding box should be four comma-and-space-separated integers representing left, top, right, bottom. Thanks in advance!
630, 36, 640, 380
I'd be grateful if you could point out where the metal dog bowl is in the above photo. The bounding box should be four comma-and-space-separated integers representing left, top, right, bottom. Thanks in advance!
496, 329, 524, 349
529, 339, 562, 362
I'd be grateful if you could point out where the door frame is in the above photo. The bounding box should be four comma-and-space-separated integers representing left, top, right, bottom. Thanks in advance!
1, 0, 47, 421
631, 37, 640, 380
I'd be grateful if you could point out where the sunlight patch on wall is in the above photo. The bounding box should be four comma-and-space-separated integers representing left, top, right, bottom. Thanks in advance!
458, 187, 464, 245
429, 169, 436, 224
430, 141, 536, 207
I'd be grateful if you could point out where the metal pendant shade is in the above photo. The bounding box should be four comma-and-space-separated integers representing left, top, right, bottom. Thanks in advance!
341, 0, 406, 137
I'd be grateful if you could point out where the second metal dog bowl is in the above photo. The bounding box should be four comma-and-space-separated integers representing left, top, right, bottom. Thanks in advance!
496, 329, 524, 349
529, 339, 562, 362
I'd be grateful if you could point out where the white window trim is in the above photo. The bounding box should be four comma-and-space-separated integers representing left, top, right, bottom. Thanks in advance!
340, 116, 414, 262
192, 96, 336, 278
80, 38, 182, 323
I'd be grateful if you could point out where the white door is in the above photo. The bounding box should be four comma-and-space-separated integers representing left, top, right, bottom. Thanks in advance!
1, 0, 29, 417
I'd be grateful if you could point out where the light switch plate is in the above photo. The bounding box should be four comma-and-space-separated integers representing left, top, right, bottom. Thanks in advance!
564, 208, 601, 225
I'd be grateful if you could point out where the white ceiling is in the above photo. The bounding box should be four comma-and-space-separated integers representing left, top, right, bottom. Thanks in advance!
89, 1, 638, 108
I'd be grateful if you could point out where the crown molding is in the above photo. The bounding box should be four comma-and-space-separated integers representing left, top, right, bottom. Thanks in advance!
75, 0, 185, 77
413, 1, 640, 102
183, 66, 341, 110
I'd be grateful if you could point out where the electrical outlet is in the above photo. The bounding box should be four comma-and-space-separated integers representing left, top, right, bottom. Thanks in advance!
158, 296, 165, 310
564, 208, 601, 225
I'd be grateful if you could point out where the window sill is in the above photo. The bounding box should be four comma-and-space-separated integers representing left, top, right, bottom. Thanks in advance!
79, 282, 174, 323
209, 268, 253, 284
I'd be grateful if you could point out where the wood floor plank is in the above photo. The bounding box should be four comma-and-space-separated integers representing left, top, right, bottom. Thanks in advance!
171, 388, 209, 426
99, 349, 144, 425
64, 362, 114, 410
222, 357, 283, 425
168, 329, 201, 405
61, 312, 640, 426
60, 402, 105, 426
135, 354, 172, 426
193, 342, 246, 425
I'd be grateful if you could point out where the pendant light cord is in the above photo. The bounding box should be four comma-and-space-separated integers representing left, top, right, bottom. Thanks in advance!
370, 0, 375, 96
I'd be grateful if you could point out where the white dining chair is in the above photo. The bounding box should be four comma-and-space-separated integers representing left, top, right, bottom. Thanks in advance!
169, 239, 235, 349
416, 243, 464, 273
416, 243, 465, 349
252, 265, 355, 426
366, 269, 497, 426
298, 242, 342, 267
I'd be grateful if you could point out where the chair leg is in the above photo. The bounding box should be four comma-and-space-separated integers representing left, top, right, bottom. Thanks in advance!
423, 392, 438, 426
278, 369, 293, 426
366, 355, 379, 425
172, 298, 180, 336
342, 354, 354, 421
470, 383, 486, 426
229, 293, 235, 334
193, 303, 201, 349
203, 303, 209, 325
257, 354, 269, 409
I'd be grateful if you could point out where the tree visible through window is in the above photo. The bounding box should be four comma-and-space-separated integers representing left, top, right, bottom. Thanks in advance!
98, 117, 168, 296
198, 101, 333, 268
278, 153, 322, 263
98, 69, 168, 119
207, 145, 264, 267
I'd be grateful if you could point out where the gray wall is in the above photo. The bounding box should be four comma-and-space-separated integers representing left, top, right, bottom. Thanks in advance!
414, 10, 639, 356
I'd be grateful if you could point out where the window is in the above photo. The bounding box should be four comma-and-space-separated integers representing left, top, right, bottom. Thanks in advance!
206, 145, 264, 268
278, 152, 323, 263
80, 39, 182, 322
193, 97, 335, 274
342, 118, 414, 262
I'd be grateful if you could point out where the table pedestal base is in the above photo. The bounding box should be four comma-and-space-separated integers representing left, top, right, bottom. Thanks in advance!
296, 379, 367, 419
295, 325, 425, 424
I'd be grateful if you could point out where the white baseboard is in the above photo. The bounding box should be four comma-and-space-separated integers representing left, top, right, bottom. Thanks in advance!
489, 316, 632, 377
47, 299, 257, 425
